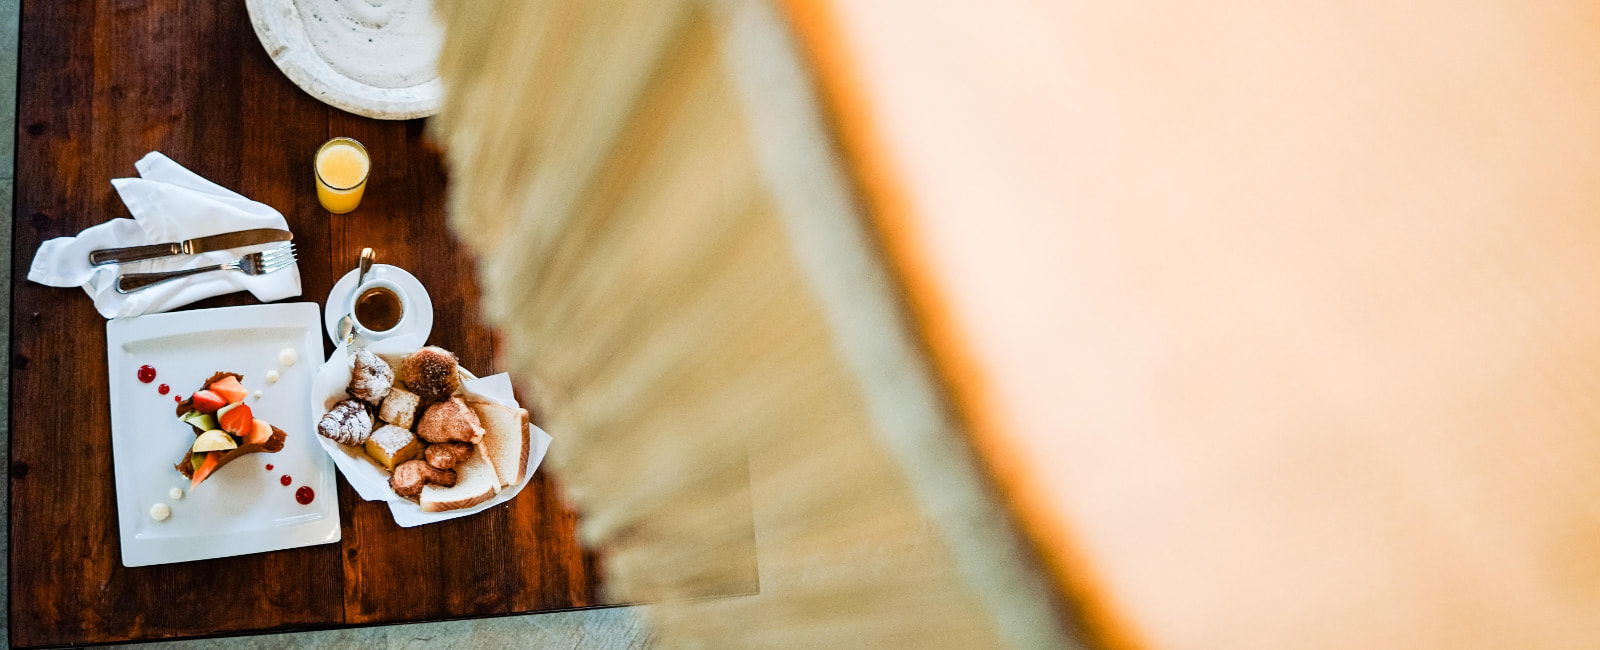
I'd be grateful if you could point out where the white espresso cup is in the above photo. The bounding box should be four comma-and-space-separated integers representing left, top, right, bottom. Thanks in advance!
350, 274, 409, 342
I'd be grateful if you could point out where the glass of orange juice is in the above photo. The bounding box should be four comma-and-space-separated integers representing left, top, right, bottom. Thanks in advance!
315, 137, 370, 214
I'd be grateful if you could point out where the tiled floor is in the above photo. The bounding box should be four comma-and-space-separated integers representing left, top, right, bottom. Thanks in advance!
1, 0, 18, 646
107, 608, 655, 650
0, 1, 653, 646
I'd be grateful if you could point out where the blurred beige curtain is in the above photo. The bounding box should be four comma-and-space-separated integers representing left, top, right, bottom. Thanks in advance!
430, 0, 1072, 647
435, 0, 1600, 648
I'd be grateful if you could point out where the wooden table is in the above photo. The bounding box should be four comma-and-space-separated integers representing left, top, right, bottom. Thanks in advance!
7, 2, 608, 646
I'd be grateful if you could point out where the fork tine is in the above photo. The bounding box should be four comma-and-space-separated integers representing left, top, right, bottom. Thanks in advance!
260, 249, 298, 274
259, 244, 295, 261
267, 245, 297, 263
255, 248, 293, 267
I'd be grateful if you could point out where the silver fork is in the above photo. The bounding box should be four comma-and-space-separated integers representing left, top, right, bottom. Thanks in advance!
115, 245, 297, 293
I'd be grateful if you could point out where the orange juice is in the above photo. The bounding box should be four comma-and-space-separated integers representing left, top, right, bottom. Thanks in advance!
315, 137, 370, 214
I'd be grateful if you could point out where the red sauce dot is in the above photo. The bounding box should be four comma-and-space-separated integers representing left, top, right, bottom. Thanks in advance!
265, 464, 274, 471
280, 475, 292, 486
157, 384, 170, 395
174, 395, 182, 403
295, 486, 315, 505
137, 365, 156, 383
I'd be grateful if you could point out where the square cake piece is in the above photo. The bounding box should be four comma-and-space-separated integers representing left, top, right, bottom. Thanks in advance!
364, 424, 422, 470
379, 386, 421, 429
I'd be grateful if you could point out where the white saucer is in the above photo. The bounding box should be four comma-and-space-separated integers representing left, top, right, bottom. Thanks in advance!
245, 0, 443, 120
324, 264, 433, 351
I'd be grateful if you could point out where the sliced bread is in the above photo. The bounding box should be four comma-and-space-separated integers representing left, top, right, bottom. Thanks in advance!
419, 447, 498, 512
472, 401, 530, 487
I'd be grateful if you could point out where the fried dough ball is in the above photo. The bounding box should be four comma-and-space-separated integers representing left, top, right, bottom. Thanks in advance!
389, 460, 458, 497
425, 442, 475, 470
401, 346, 460, 403
417, 397, 484, 444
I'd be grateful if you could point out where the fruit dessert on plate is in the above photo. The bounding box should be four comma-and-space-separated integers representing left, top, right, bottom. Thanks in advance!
174, 372, 287, 489
317, 346, 529, 512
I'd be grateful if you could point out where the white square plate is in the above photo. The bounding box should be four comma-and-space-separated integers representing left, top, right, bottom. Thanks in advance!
106, 303, 339, 567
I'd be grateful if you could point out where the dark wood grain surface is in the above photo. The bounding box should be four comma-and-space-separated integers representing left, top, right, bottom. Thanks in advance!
7, 2, 609, 646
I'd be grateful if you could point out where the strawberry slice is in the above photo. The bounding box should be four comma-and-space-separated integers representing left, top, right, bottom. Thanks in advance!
218, 401, 254, 437
209, 376, 248, 404
190, 390, 227, 414
190, 451, 221, 489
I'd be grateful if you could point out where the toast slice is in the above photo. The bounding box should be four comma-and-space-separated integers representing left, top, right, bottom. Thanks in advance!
472, 401, 530, 487
419, 448, 498, 512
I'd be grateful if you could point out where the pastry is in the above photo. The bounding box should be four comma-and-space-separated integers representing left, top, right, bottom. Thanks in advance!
364, 424, 422, 470
473, 402, 530, 487
401, 346, 459, 402
417, 397, 485, 444
378, 385, 421, 429
420, 450, 498, 511
173, 371, 287, 489
425, 441, 474, 470
349, 348, 394, 404
390, 459, 457, 497
318, 398, 373, 445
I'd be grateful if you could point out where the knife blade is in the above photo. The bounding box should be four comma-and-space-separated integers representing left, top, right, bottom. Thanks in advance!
88, 228, 293, 266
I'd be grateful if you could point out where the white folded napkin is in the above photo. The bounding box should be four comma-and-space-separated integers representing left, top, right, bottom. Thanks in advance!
28, 152, 301, 318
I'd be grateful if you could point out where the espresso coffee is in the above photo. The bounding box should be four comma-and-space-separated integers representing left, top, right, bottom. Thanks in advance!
355, 286, 403, 332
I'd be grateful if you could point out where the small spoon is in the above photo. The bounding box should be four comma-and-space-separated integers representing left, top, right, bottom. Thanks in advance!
336, 314, 355, 347
337, 248, 376, 345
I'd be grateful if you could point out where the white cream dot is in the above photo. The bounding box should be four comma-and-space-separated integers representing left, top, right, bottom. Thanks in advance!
168, 487, 184, 500
265, 370, 280, 384
279, 348, 298, 367
150, 503, 171, 522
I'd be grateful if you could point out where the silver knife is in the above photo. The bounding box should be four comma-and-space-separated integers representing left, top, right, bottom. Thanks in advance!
88, 228, 293, 266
